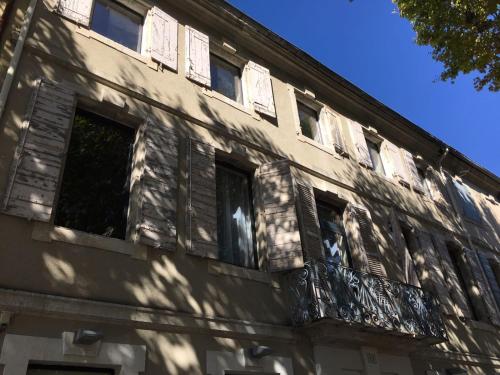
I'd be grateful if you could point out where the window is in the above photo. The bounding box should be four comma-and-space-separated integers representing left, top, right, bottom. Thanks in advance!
55, 109, 135, 240
366, 139, 385, 175
91, 0, 143, 52
417, 167, 432, 196
317, 202, 352, 268
400, 227, 421, 287
210, 54, 243, 103
453, 180, 481, 222
27, 365, 114, 375
297, 101, 322, 143
216, 163, 256, 268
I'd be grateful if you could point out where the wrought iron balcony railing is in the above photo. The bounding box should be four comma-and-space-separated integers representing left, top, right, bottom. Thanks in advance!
287, 260, 447, 341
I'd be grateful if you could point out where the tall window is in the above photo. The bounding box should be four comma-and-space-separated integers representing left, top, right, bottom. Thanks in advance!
400, 227, 421, 287
216, 164, 256, 268
55, 109, 135, 240
210, 54, 243, 103
297, 101, 322, 143
417, 167, 432, 196
91, 0, 143, 52
453, 180, 481, 222
317, 202, 352, 268
366, 139, 385, 175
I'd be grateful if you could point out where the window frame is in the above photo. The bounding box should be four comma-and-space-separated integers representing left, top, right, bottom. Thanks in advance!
452, 178, 482, 224
365, 137, 386, 176
209, 53, 244, 104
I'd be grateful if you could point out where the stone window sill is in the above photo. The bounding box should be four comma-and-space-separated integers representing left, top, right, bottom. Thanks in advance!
202, 88, 261, 121
208, 261, 278, 286
32, 222, 147, 260
297, 134, 341, 160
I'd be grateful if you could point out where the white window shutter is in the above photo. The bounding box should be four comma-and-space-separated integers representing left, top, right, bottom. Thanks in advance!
148, 7, 178, 71
247, 61, 276, 118
349, 121, 373, 168
318, 108, 333, 147
381, 140, 409, 184
185, 26, 211, 86
57, 0, 93, 26
402, 150, 425, 192
320, 108, 347, 155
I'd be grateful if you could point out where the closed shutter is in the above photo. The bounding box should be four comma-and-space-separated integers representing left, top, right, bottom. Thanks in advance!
247, 61, 276, 118
427, 169, 449, 205
148, 7, 178, 71
320, 108, 347, 155
413, 231, 454, 315
349, 121, 372, 168
258, 160, 304, 272
295, 183, 323, 261
185, 26, 211, 86
432, 237, 473, 318
452, 180, 481, 222
134, 118, 178, 250
56, 0, 93, 26
464, 248, 500, 326
380, 140, 409, 185
2, 79, 76, 222
479, 254, 500, 309
186, 138, 218, 258
402, 150, 425, 192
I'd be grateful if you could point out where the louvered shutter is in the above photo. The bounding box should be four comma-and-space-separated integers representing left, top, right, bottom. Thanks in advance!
134, 118, 178, 250
247, 61, 276, 118
2, 79, 76, 222
259, 160, 304, 272
57, 0, 93, 26
380, 140, 409, 185
296, 183, 323, 261
349, 121, 373, 168
463, 248, 500, 326
479, 254, 500, 309
186, 138, 218, 258
413, 231, 454, 315
320, 108, 347, 155
402, 150, 425, 192
185, 26, 211, 86
148, 7, 178, 71
432, 237, 473, 318
452, 180, 481, 222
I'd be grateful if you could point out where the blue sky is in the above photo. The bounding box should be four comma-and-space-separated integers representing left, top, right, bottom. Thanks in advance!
228, 0, 500, 177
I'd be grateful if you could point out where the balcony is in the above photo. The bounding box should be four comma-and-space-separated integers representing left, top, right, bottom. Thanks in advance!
286, 260, 447, 344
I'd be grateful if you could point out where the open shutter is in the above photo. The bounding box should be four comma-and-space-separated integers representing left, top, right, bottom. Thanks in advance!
349, 121, 372, 168
186, 138, 218, 258
413, 231, 454, 315
296, 183, 323, 261
247, 61, 276, 118
2, 79, 76, 222
463, 248, 500, 326
185, 26, 210, 86
478, 254, 500, 310
402, 150, 425, 192
432, 237, 473, 318
259, 160, 304, 272
380, 140, 409, 185
320, 108, 347, 155
148, 7, 178, 71
134, 118, 178, 250
57, 0, 93, 26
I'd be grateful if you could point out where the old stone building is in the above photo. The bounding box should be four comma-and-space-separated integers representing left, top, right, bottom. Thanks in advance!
0, 1, 499, 374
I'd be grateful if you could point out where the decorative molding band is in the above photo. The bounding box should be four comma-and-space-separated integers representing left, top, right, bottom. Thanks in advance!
412, 349, 500, 367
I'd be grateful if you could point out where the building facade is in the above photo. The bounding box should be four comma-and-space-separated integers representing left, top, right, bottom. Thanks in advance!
0, 1, 499, 374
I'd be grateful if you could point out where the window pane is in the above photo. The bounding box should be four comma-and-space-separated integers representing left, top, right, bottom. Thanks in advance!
317, 202, 352, 268
453, 180, 481, 221
210, 54, 243, 103
417, 167, 431, 196
297, 102, 321, 143
91, 0, 142, 52
216, 165, 256, 268
55, 109, 135, 240
367, 140, 385, 175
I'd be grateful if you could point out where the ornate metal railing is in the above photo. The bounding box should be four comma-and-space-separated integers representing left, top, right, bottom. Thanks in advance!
287, 260, 447, 341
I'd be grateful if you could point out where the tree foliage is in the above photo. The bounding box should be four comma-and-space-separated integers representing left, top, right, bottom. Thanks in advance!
393, 0, 499, 91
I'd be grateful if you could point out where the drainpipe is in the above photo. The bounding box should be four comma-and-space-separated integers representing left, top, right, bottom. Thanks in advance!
0, 0, 38, 122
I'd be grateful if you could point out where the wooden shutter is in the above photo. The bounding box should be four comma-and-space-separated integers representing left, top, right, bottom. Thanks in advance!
247, 61, 276, 118
349, 121, 372, 168
185, 26, 211, 86
479, 254, 500, 310
463, 248, 500, 326
432, 237, 473, 318
56, 0, 93, 26
380, 140, 409, 184
2, 79, 76, 222
402, 150, 425, 192
258, 160, 304, 272
320, 108, 347, 155
413, 231, 454, 315
295, 183, 323, 261
452, 180, 481, 222
186, 138, 218, 258
427, 168, 448, 205
133, 118, 178, 250
148, 7, 178, 71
